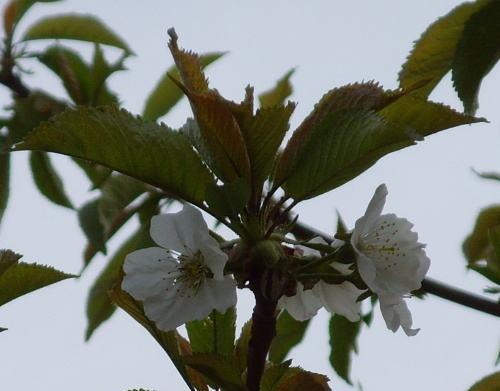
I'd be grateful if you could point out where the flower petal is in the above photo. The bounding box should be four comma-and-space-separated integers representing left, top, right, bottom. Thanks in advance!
150, 204, 209, 253
353, 184, 388, 239
199, 238, 228, 281
279, 283, 322, 321
314, 281, 364, 322
122, 247, 178, 300
379, 293, 419, 336
199, 276, 238, 313
356, 252, 377, 290
143, 276, 237, 331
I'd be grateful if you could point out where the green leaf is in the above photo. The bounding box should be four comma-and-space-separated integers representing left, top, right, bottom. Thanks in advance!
183, 353, 246, 391
205, 179, 250, 220
269, 310, 310, 364
274, 368, 330, 391
14, 106, 214, 205
7, 92, 65, 145
259, 69, 295, 108
167, 29, 211, 94
0, 259, 75, 307
0, 151, 10, 226
452, 0, 500, 114
78, 199, 107, 256
463, 206, 500, 263
89, 44, 124, 105
85, 224, 153, 340
468, 371, 500, 391
186, 307, 236, 357
143, 52, 225, 121
72, 158, 111, 189
6, 0, 62, 28
23, 14, 132, 53
38, 45, 92, 105
234, 320, 252, 373
273, 82, 404, 193
329, 314, 361, 385
473, 169, 500, 182
37, 44, 122, 106
260, 361, 297, 391
186, 91, 251, 183
244, 103, 295, 190
398, 0, 490, 96
0, 249, 22, 276
167, 31, 251, 183
29, 151, 73, 209
110, 285, 195, 391
276, 84, 480, 201
98, 174, 146, 229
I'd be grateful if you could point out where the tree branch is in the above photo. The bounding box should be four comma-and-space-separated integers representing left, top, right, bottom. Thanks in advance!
247, 272, 278, 391
291, 220, 500, 317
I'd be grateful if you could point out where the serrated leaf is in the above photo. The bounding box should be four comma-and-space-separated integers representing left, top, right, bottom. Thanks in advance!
329, 314, 361, 385
110, 284, 195, 391
206, 178, 250, 220
7, 92, 65, 145
468, 371, 500, 391
14, 106, 214, 205
23, 14, 132, 53
0, 249, 22, 276
269, 310, 310, 364
273, 82, 405, 191
167, 29, 211, 94
186, 307, 236, 357
259, 69, 295, 108
183, 353, 246, 391
0, 260, 75, 307
78, 198, 107, 256
85, 224, 152, 340
143, 52, 225, 121
274, 368, 330, 391
398, 0, 490, 96
98, 174, 146, 229
452, 0, 500, 114
186, 91, 251, 183
29, 151, 73, 209
0, 151, 10, 226
244, 103, 295, 190
260, 361, 297, 391
167, 31, 251, 183
278, 89, 481, 201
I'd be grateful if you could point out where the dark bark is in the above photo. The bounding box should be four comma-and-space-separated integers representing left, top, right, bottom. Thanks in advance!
246, 276, 278, 391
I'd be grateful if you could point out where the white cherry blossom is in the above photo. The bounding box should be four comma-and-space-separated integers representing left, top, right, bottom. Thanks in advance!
351, 184, 430, 335
279, 237, 364, 322
122, 204, 237, 331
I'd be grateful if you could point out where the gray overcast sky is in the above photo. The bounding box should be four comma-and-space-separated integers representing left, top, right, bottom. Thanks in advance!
1, 1, 499, 390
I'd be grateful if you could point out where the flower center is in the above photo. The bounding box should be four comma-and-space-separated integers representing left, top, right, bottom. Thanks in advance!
361, 220, 405, 270
176, 251, 210, 293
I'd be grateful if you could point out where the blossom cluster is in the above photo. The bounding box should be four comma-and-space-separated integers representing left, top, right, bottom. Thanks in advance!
121, 184, 429, 335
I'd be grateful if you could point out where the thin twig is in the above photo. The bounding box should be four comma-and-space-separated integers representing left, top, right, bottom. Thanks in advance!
291, 220, 500, 317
